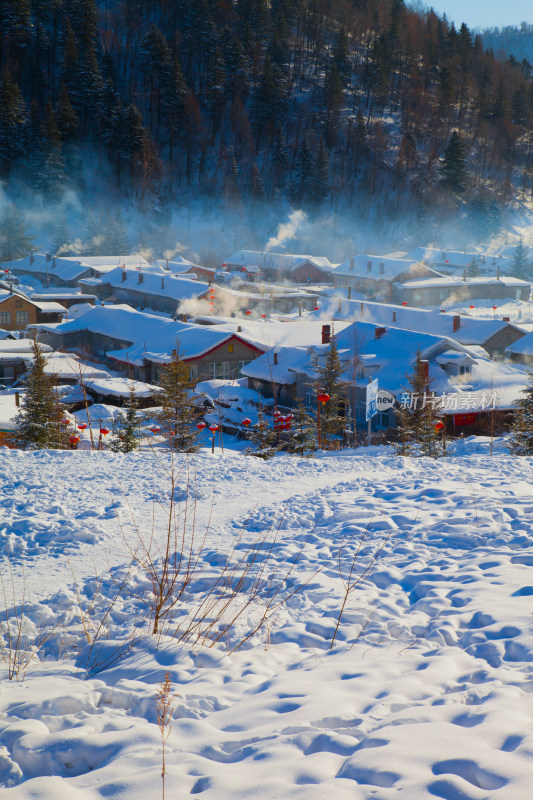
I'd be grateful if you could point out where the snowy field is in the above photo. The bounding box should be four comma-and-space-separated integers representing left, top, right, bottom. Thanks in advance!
0, 447, 533, 798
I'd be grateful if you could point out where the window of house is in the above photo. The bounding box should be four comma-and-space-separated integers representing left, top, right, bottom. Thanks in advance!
16, 311, 29, 324
305, 386, 316, 409
14, 298, 22, 308
413, 292, 421, 301
238, 360, 251, 376
459, 365, 471, 376
209, 361, 230, 379
189, 364, 198, 381
0, 311, 11, 325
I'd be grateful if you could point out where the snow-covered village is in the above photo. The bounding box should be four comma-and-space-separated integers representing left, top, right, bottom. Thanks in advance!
2, 1, 533, 799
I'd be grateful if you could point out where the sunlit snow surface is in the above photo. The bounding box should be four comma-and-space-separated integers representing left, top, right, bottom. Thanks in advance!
0, 446, 532, 798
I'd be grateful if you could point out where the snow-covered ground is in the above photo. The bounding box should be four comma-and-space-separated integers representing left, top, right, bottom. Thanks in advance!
0, 447, 532, 798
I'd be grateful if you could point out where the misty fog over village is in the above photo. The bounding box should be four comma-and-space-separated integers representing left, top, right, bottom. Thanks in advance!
1, 2, 533, 799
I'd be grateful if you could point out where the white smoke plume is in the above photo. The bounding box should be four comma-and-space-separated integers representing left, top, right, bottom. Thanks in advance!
265, 209, 306, 252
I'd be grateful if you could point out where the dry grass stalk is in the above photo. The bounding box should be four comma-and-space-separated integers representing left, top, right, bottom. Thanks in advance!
156, 672, 175, 800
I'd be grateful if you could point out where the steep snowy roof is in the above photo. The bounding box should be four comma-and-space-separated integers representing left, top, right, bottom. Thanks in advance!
506, 331, 533, 356
80, 267, 210, 302
39, 304, 264, 366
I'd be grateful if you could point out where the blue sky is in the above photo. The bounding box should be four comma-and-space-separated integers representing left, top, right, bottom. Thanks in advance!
423, 1, 533, 29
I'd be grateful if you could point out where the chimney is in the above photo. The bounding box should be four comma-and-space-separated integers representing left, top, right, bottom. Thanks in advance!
30, 253, 34, 265
374, 326, 386, 340
419, 359, 429, 383
440, 308, 446, 313
392, 311, 396, 322
463, 269, 467, 282
453, 315, 460, 332
237, 324, 242, 332
379, 261, 385, 274
166, 259, 169, 270
360, 302, 364, 314
52, 257, 56, 268
497, 265, 500, 280
366, 260, 372, 273
138, 272, 144, 284
347, 286, 352, 299
45, 253, 51, 262
298, 301, 302, 317
322, 324, 331, 344
503, 316, 510, 322
121, 270, 127, 282
350, 257, 355, 270
273, 352, 278, 365
161, 277, 165, 289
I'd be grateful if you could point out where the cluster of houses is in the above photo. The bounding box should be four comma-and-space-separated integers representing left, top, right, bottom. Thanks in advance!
0, 243, 531, 445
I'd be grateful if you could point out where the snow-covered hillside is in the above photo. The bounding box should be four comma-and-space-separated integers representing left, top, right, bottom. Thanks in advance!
0, 448, 532, 798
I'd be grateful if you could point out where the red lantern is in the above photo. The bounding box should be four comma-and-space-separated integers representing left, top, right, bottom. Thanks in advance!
402, 301, 408, 306
313, 306, 320, 311
245, 310, 251, 315
150, 425, 161, 434
70, 435, 80, 445
469, 305, 475, 309
261, 313, 266, 318
208, 423, 219, 432
317, 392, 330, 404
492, 306, 497, 310
434, 420, 444, 431
100, 427, 110, 436
242, 418, 251, 427
196, 421, 206, 431
61, 417, 70, 427
77, 422, 87, 431
273, 409, 281, 416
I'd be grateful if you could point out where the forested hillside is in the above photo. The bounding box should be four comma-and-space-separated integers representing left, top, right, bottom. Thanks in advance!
481, 23, 533, 67
1, 0, 533, 254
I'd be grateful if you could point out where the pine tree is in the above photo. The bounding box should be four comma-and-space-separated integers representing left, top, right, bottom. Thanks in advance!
396, 351, 440, 458
0, 204, 34, 262
286, 403, 317, 456
156, 349, 199, 452
440, 131, 468, 194
14, 341, 67, 450
0, 70, 27, 176
316, 338, 346, 446
510, 371, 533, 455
313, 138, 330, 205
111, 385, 141, 453
512, 239, 531, 279
247, 409, 277, 459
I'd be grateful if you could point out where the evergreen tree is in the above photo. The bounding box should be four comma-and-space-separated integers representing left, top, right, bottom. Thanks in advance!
286, 402, 317, 456
247, 409, 277, 459
0, 204, 34, 262
156, 349, 199, 452
0, 70, 27, 176
510, 371, 533, 455
396, 351, 440, 458
55, 84, 79, 141
313, 138, 330, 205
440, 131, 468, 194
14, 341, 67, 450
316, 338, 346, 446
111, 385, 141, 453
512, 239, 531, 279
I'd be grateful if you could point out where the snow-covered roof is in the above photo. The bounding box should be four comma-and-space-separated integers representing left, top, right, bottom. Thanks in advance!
322, 298, 523, 347
406, 247, 512, 269
225, 250, 335, 272
0, 339, 53, 354
332, 255, 433, 280
1, 253, 151, 283
506, 331, 533, 356
400, 275, 530, 289
39, 305, 264, 366
243, 320, 529, 412
84, 377, 159, 398
31, 300, 67, 314
79, 267, 210, 302
186, 317, 351, 348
